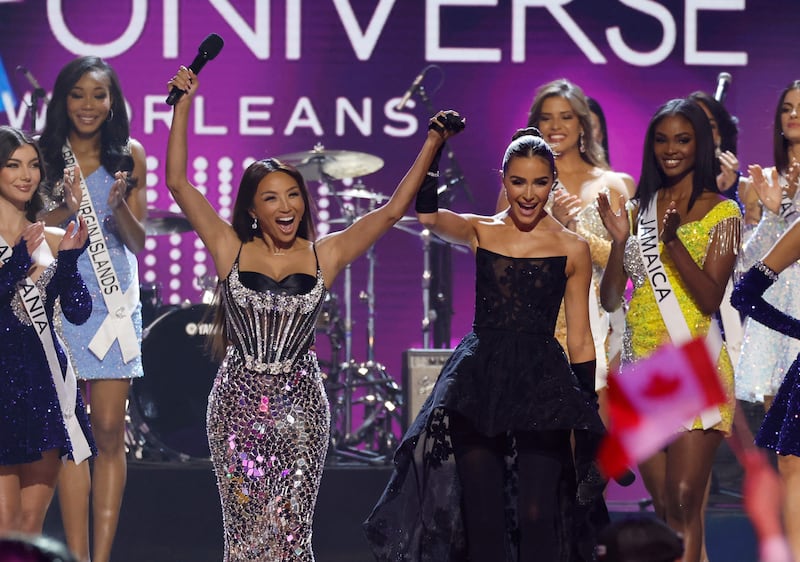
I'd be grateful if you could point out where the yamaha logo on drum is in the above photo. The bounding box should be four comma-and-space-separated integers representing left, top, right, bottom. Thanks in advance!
185, 321, 214, 336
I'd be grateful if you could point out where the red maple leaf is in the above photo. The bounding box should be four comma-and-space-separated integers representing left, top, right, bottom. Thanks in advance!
642, 370, 681, 398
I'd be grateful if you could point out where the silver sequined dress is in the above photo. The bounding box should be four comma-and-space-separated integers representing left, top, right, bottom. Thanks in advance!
735, 174, 800, 402
207, 254, 330, 561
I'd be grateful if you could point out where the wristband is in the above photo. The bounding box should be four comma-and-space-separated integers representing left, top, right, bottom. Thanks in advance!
415, 146, 444, 213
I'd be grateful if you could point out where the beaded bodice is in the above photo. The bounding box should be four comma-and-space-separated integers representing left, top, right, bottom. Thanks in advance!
473, 248, 566, 335
220, 259, 327, 374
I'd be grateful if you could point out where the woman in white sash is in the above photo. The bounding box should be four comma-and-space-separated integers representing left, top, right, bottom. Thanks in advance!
598, 98, 741, 562
0, 126, 94, 535
38, 57, 147, 562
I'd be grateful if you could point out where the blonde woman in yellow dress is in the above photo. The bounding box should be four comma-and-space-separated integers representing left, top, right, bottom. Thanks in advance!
598, 98, 740, 562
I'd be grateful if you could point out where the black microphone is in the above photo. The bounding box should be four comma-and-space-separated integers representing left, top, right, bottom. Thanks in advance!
713, 72, 732, 104
166, 33, 224, 106
395, 68, 428, 111
16, 65, 47, 99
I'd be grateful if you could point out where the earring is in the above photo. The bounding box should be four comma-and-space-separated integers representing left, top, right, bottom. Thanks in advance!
106, 108, 114, 122
251, 216, 258, 230
579, 131, 586, 153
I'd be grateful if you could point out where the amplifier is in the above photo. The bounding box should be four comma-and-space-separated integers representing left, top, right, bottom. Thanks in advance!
402, 348, 454, 429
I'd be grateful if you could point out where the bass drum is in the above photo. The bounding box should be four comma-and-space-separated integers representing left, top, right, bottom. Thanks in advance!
131, 304, 220, 460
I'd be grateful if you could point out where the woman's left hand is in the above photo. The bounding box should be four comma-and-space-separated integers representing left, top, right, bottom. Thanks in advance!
661, 201, 681, 244
716, 150, 739, 192
108, 171, 128, 210
59, 215, 89, 251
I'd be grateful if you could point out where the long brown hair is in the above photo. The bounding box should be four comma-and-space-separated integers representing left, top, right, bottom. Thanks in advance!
207, 158, 318, 360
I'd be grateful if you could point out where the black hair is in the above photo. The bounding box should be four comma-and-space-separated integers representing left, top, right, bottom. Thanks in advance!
586, 96, 611, 166
772, 80, 800, 174
38, 56, 134, 191
0, 125, 46, 221
503, 126, 557, 180
636, 98, 718, 213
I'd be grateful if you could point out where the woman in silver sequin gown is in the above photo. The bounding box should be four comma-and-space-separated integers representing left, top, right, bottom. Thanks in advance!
164, 66, 464, 561
736, 81, 800, 406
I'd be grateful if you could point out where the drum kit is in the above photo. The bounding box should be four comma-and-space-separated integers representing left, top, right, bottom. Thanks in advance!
127, 145, 445, 465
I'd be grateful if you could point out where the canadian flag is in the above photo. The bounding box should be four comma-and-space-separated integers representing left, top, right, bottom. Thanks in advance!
597, 337, 727, 479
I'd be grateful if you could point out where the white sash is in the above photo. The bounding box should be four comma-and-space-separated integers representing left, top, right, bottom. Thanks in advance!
636, 202, 723, 429
0, 235, 92, 463
62, 144, 140, 362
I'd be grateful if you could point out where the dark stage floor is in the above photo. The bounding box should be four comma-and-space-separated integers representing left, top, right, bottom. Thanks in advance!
41, 402, 766, 561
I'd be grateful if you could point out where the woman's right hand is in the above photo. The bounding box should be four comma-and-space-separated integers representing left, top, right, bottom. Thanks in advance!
16, 221, 45, 257
167, 66, 198, 106
597, 191, 629, 244
62, 165, 82, 213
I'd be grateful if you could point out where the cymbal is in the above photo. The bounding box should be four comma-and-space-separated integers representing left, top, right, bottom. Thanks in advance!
275, 147, 384, 181
334, 188, 388, 202
145, 209, 193, 235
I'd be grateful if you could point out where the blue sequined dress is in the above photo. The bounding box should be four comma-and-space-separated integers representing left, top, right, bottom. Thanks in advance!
0, 241, 95, 464
60, 166, 143, 380
206, 249, 330, 561
732, 264, 800, 456
364, 249, 607, 562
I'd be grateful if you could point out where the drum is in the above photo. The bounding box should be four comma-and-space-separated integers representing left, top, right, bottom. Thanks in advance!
130, 304, 220, 460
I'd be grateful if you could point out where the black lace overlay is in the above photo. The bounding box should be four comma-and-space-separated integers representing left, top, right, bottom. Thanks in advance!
364, 249, 607, 561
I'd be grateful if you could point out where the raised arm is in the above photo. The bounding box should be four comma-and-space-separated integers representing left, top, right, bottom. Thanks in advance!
165, 67, 238, 273
597, 191, 630, 311
51, 217, 92, 325
318, 111, 465, 282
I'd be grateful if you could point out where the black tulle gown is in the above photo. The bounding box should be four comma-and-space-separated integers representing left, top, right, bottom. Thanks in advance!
364, 248, 607, 561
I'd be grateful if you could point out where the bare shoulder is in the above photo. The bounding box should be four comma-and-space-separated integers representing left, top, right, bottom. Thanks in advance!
128, 138, 146, 160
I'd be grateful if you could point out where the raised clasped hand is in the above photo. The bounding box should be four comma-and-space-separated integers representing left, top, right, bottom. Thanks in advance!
428, 110, 465, 142
596, 191, 629, 244
661, 201, 680, 244
59, 215, 89, 252
168, 66, 197, 104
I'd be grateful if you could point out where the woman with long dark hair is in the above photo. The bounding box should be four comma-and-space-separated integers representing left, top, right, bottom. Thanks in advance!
598, 98, 740, 562
38, 56, 147, 562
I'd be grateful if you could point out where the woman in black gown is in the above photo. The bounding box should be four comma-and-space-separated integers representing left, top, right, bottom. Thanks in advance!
365, 127, 607, 561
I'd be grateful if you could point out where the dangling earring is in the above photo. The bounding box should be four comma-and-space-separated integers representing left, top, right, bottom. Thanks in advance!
715, 146, 722, 159
106, 108, 114, 122
251, 216, 258, 230
579, 131, 586, 153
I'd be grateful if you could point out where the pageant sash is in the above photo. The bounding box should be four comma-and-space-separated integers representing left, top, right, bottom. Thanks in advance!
62, 144, 140, 362
0, 235, 92, 463
636, 203, 723, 429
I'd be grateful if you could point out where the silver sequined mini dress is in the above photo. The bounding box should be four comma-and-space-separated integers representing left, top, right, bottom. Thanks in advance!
207, 253, 330, 561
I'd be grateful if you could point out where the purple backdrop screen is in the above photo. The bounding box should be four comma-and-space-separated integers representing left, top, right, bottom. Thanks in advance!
0, 0, 792, 383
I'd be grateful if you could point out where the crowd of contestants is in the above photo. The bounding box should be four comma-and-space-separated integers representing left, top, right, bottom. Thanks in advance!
2, 52, 800, 562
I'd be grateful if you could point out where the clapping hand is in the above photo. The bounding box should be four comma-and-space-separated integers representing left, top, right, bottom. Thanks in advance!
661, 201, 681, 244
749, 161, 800, 215
551, 185, 582, 228
108, 171, 128, 210
58, 215, 89, 252
597, 191, 629, 244
62, 165, 82, 213
717, 150, 739, 192
16, 221, 45, 258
